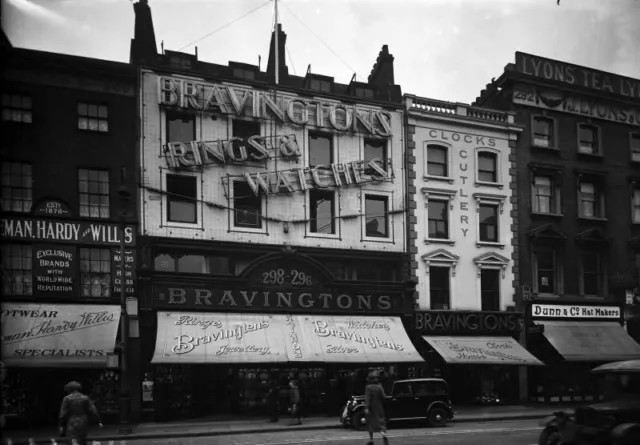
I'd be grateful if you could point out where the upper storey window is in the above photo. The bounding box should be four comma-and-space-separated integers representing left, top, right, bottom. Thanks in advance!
78, 103, 108, 132
2, 94, 32, 123
532, 116, 554, 149
577, 124, 600, 155
1, 162, 32, 213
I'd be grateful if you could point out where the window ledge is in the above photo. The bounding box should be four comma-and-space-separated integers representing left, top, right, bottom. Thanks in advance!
424, 175, 455, 184
363, 236, 394, 243
476, 242, 505, 249
306, 233, 340, 240
577, 216, 608, 222
582, 295, 606, 300
162, 223, 204, 230
531, 212, 564, 218
424, 238, 455, 246
230, 226, 268, 235
475, 181, 504, 189
577, 151, 604, 159
534, 293, 563, 298
531, 144, 560, 154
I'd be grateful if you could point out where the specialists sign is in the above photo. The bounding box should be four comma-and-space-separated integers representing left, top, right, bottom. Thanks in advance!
153, 284, 405, 314
1, 216, 136, 246
531, 303, 621, 320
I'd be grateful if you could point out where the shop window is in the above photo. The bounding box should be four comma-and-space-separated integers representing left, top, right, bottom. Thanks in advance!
167, 111, 195, 143
578, 124, 599, 155
166, 174, 198, 224
323, 261, 357, 280
428, 199, 449, 239
309, 132, 332, 167
479, 203, 499, 242
578, 180, 605, 219
532, 116, 554, 148
78, 102, 108, 132
357, 261, 398, 282
364, 195, 389, 238
1, 161, 32, 213
632, 133, 640, 162
532, 175, 560, 214
233, 181, 262, 229
309, 190, 335, 234
480, 269, 501, 311
78, 168, 110, 219
177, 255, 208, 273
234, 258, 252, 275
477, 151, 497, 183
426, 145, 448, 178
580, 251, 602, 296
2, 93, 32, 123
154, 253, 176, 272
429, 266, 450, 309
633, 188, 640, 223
533, 248, 561, 295
1, 244, 32, 296
79, 248, 111, 297
364, 138, 387, 174
210, 256, 232, 274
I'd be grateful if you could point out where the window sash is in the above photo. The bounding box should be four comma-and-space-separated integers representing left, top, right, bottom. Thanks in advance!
533, 118, 552, 147
535, 250, 557, 294
364, 196, 389, 238
78, 102, 109, 132
429, 266, 450, 310
79, 247, 111, 297
167, 113, 196, 143
1, 162, 33, 213
578, 126, 597, 154
581, 253, 600, 295
478, 153, 497, 182
309, 133, 333, 167
480, 269, 501, 311
310, 190, 335, 234
78, 169, 110, 219
427, 146, 448, 177
2, 244, 33, 296
479, 204, 498, 242
579, 182, 600, 217
427, 200, 449, 238
533, 176, 554, 213
233, 182, 262, 228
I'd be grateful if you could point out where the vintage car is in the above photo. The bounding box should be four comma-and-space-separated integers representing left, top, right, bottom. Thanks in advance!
538, 359, 640, 445
340, 378, 454, 430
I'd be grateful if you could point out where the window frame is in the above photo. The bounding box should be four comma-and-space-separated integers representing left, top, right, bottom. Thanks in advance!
422, 187, 456, 245
631, 132, 640, 163
362, 191, 393, 242
531, 115, 556, 150
78, 168, 110, 219
1, 243, 33, 297
308, 131, 334, 168
576, 123, 602, 156
421, 249, 459, 310
77, 102, 109, 133
473, 193, 506, 248
2, 93, 33, 124
480, 268, 501, 312
424, 143, 453, 184
531, 171, 562, 216
163, 171, 201, 228
229, 178, 267, 234
475, 148, 502, 188
79, 247, 112, 298
578, 250, 606, 298
164, 110, 198, 156
363, 137, 388, 175
532, 246, 564, 296
1, 161, 33, 214
428, 265, 452, 310
577, 176, 606, 220
307, 189, 338, 238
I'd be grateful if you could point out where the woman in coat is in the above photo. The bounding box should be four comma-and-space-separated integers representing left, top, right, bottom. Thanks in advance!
288, 379, 302, 426
59, 381, 102, 445
365, 375, 389, 445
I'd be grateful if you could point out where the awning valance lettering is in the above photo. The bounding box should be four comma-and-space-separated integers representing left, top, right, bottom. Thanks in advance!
537, 321, 640, 362
1, 303, 121, 368
152, 312, 423, 364
422, 336, 544, 365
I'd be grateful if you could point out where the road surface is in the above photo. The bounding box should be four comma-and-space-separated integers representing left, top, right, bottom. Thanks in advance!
116, 419, 542, 445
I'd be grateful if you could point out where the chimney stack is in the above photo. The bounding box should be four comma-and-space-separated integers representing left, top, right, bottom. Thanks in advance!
367, 45, 395, 87
266, 24, 289, 81
130, 0, 158, 64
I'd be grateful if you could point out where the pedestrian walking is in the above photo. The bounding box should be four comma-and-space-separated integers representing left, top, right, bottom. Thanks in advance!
364, 374, 389, 445
267, 379, 280, 422
58, 381, 102, 445
288, 379, 302, 426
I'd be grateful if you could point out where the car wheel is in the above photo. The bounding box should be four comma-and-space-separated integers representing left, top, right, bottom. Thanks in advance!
352, 409, 367, 431
538, 426, 560, 445
427, 406, 448, 427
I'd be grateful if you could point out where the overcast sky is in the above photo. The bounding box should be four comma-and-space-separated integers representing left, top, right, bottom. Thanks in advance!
3, 0, 640, 104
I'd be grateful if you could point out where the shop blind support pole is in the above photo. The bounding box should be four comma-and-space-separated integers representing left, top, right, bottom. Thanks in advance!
117, 175, 132, 425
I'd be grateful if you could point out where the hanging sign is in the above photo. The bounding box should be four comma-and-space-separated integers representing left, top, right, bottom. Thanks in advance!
531, 303, 621, 320
112, 249, 136, 297
158, 77, 393, 136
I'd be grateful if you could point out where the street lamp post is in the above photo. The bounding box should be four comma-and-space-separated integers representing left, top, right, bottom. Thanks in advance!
117, 178, 132, 425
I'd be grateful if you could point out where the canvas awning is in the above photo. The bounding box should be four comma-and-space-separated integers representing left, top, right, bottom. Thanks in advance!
152, 312, 423, 364
1, 303, 121, 368
537, 321, 640, 362
422, 336, 544, 365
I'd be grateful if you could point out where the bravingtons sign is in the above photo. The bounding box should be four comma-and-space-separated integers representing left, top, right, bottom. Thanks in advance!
152, 312, 422, 364
531, 304, 621, 320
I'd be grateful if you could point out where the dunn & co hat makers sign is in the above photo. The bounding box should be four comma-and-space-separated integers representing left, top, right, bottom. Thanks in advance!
531, 303, 621, 320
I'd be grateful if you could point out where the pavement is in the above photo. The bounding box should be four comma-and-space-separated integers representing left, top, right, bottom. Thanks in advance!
1, 404, 561, 445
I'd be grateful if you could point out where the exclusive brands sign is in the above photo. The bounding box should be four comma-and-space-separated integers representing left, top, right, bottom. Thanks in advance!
515, 52, 640, 100
1, 302, 121, 367
415, 311, 520, 335
153, 284, 404, 314
1, 216, 136, 246
33, 244, 76, 296
531, 303, 621, 320
152, 312, 422, 364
